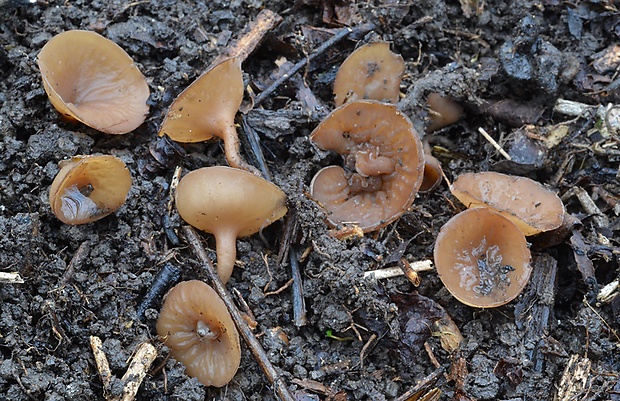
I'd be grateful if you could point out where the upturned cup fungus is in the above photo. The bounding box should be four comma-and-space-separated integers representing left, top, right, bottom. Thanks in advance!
156, 280, 241, 387
37, 30, 150, 134
309, 100, 425, 232
450, 171, 565, 236
49, 155, 132, 225
434, 208, 532, 308
333, 42, 405, 107
159, 58, 256, 173
175, 166, 288, 284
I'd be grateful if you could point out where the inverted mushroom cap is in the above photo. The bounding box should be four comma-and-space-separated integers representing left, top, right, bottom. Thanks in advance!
49, 155, 132, 225
434, 208, 532, 308
333, 42, 405, 107
37, 30, 150, 134
175, 166, 288, 283
156, 280, 241, 387
158, 58, 243, 144
450, 171, 565, 236
310, 100, 425, 232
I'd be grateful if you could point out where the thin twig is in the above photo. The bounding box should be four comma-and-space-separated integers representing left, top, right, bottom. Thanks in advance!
242, 114, 272, 180
58, 241, 90, 288
116, 342, 157, 401
363, 260, 434, 279
478, 127, 512, 160
393, 366, 445, 401
289, 245, 307, 327
182, 225, 296, 401
0, 272, 24, 284
90, 336, 113, 397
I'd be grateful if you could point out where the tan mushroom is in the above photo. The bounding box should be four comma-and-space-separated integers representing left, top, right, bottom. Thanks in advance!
175, 166, 288, 284
156, 280, 241, 387
309, 100, 425, 232
49, 155, 132, 225
434, 208, 532, 308
450, 171, 565, 236
37, 30, 150, 134
426, 92, 464, 132
333, 42, 405, 107
159, 58, 256, 173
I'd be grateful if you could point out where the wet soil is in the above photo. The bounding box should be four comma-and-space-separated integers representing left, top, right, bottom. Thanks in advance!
1, 0, 619, 400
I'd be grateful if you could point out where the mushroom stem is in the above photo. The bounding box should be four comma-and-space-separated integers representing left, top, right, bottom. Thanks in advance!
222, 124, 261, 176
215, 228, 239, 284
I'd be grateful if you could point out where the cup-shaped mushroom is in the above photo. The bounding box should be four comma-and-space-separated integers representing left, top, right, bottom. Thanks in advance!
175, 166, 288, 284
159, 58, 255, 173
37, 30, 150, 134
426, 92, 464, 132
450, 171, 565, 236
309, 100, 425, 232
434, 208, 532, 308
49, 155, 132, 225
333, 42, 405, 107
156, 280, 241, 387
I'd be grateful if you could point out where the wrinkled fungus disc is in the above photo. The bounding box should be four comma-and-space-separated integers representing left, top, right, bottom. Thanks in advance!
38, 30, 150, 134
310, 100, 425, 232
434, 208, 532, 308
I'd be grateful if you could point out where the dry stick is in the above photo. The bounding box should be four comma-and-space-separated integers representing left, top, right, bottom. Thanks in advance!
182, 225, 296, 401
289, 245, 307, 327
253, 23, 374, 107
115, 342, 158, 401
393, 366, 445, 401
0, 271, 24, 284
478, 127, 512, 160
90, 336, 113, 397
58, 241, 90, 288
242, 114, 272, 181
363, 259, 433, 280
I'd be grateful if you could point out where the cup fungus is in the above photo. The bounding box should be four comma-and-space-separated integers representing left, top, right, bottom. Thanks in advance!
175, 166, 288, 284
434, 208, 532, 308
426, 93, 464, 133
420, 142, 444, 193
333, 42, 405, 107
450, 171, 565, 236
159, 58, 255, 173
37, 30, 150, 135
49, 155, 132, 225
309, 100, 425, 232
156, 280, 241, 387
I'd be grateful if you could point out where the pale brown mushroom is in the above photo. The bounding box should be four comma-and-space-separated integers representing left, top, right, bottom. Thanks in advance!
450, 171, 565, 236
426, 92, 464, 132
434, 208, 532, 308
156, 280, 241, 387
37, 30, 150, 134
309, 100, 425, 232
159, 58, 256, 173
333, 42, 405, 107
49, 155, 132, 225
420, 141, 444, 193
175, 166, 288, 284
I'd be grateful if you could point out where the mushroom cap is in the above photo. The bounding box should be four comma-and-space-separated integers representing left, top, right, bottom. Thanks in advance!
156, 280, 241, 387
175, 166, 288, 238
450, 171, 565, 236
49, 155, 132, 225
426, 93, 463, 132
434, 208, 532, 308
37, 30, 150, 134
158, 58, 243, 143
333, 42, 405, 107
310, 100, 425, 232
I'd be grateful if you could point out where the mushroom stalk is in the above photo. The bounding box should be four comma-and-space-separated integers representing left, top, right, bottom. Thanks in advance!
222, 124, 261, 176
215, 227, 240, 284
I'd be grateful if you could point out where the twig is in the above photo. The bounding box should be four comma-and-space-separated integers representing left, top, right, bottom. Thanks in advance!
0, 271, 24, 284
90, 336, 113, 397
242, 114, 272, 180
478, 127, 512, 160
182, 225, 296, 401
57, 241, 90, 288
393, 366, 445, 401
116, 342, 157, 401
289, 245, 307, 327
363, 260, 433, 279
253, 24, 374, 107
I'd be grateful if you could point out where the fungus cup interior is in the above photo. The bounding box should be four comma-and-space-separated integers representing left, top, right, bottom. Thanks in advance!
37, 30, 150, 134
434, 207, 532, 308
333, 42, 405, 107
156, 280, 240, 387
175, 166, 288, 284
310, 100, 425, 232
426, 93, 464, 132
159, 58, 254, 172
49, 155, 132, 225
450, 171, 565, 236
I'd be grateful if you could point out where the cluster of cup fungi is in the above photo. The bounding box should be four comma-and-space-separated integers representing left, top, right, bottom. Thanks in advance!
38, 29, 566, 389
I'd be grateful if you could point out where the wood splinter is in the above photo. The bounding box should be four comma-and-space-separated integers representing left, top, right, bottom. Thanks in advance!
90, 336, 157, 401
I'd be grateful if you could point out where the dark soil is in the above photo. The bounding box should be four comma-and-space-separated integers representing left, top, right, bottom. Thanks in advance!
1, 0, 619, 400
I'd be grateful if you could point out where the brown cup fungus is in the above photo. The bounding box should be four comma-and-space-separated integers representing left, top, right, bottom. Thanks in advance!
157, 280, 241, 387
434, 208, 532, 308
309, 100, 425, 232
450, 171, 565, 236
49, 155, 132, 225
37, 30, 150, 134
333, 42, 405, 107
159, 58, 255, 173
175, 166, 288, 284
426, 92, 464, 133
